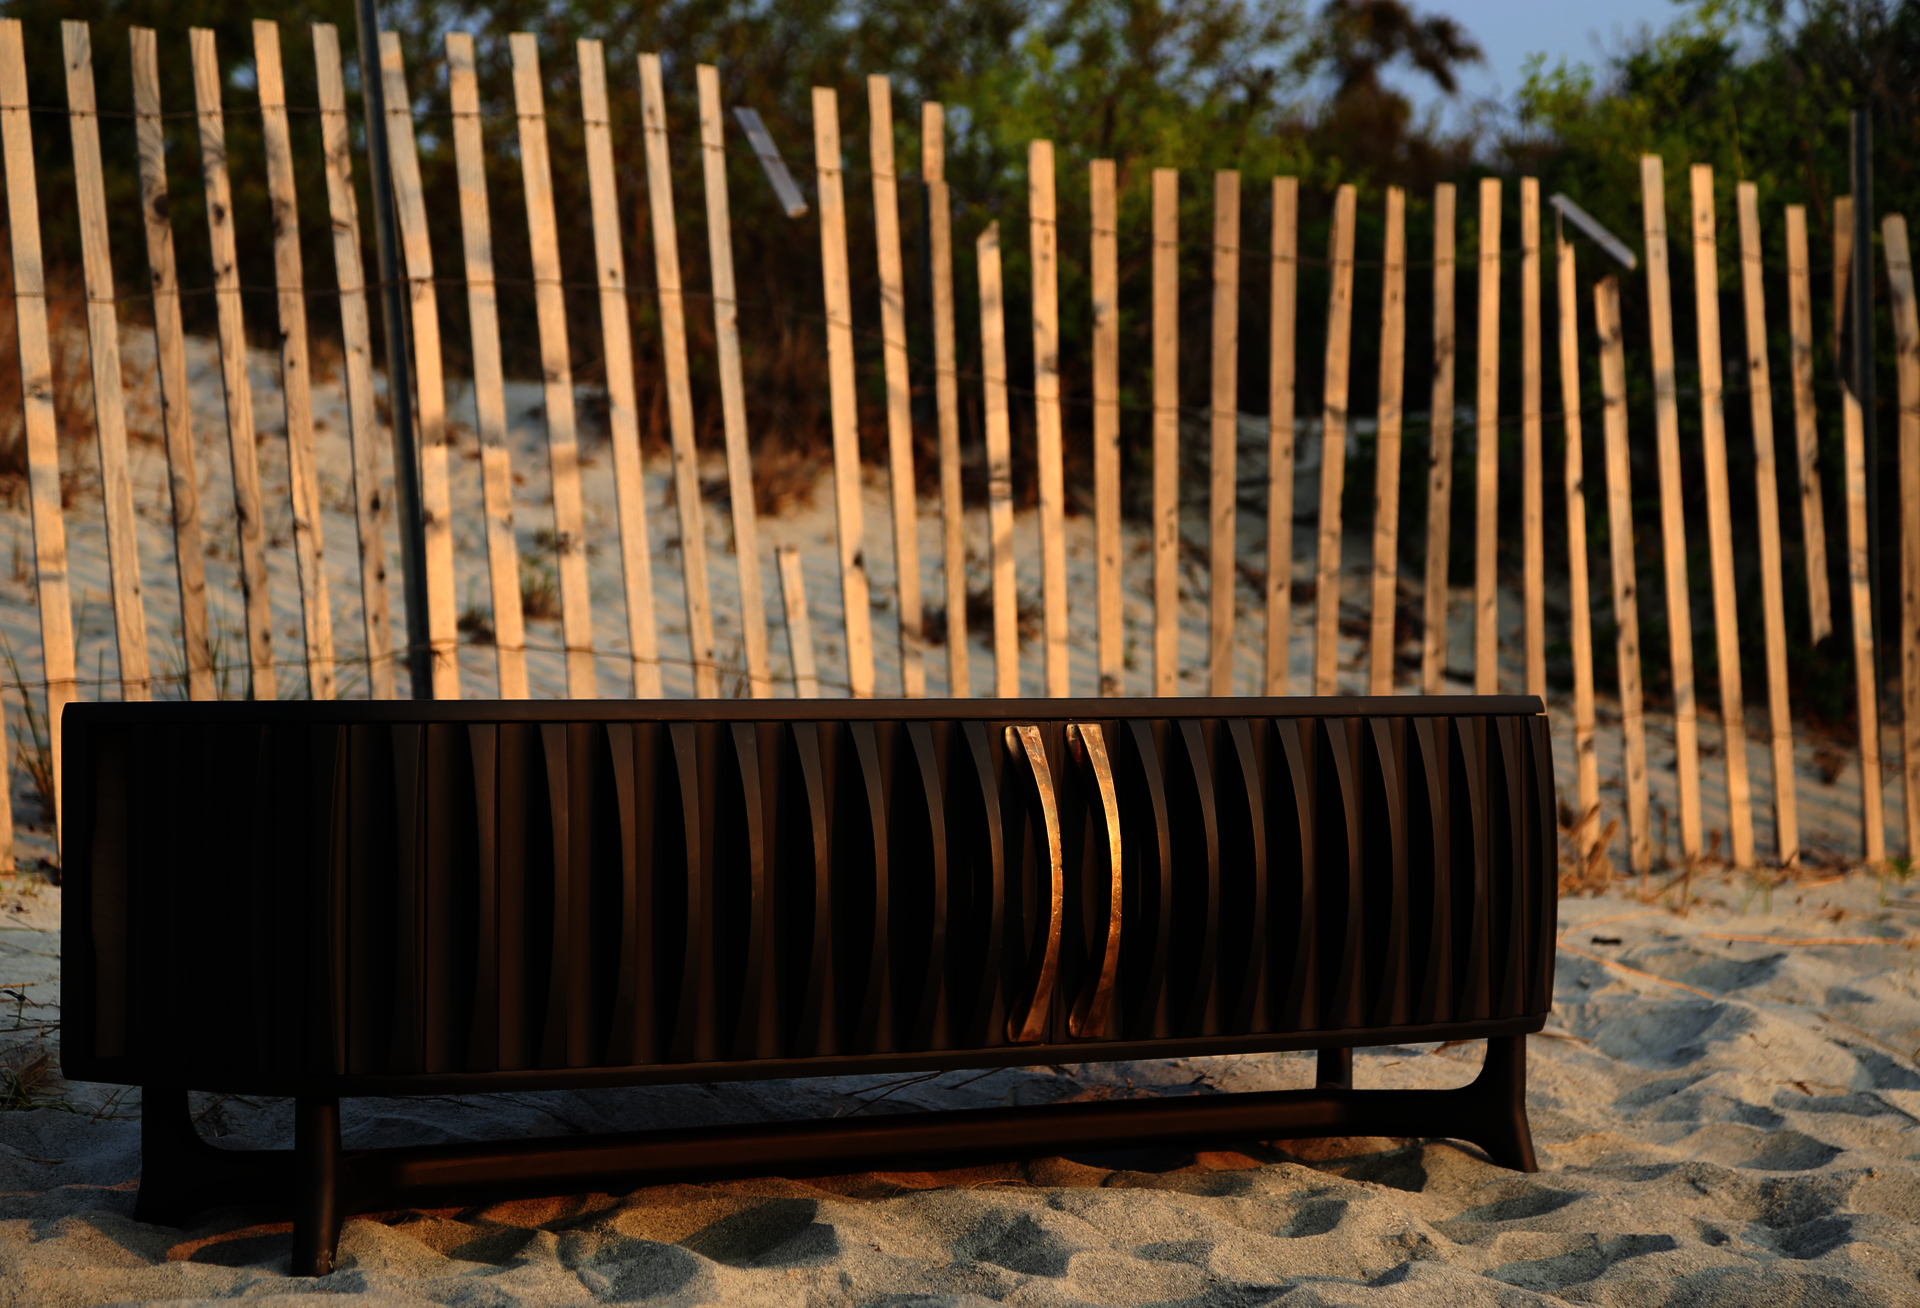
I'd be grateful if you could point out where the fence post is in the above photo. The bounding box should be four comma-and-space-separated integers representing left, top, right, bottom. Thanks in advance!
978, 223, 1018, 698
1092, 159, 1121, 697
1557, 228, 1598, 855
1369, 187, 1407, 696
1266, 177, 1299, 696
1521, 178, 1544, 699
1209, 171, 1241, 696
1153, 170, 1180, 697
1032, 140, 1068, 698
1422, 184, 1457, 695
1596, 276, 1651, 880
1786, 207, 1834, 646
1845, 389, 1887, 864
1473, 178, 1501, 695
925, 104, 968, 698
1883, 213, 1920, 858
1312, 185, 1357, 696
872, 78, 924, 697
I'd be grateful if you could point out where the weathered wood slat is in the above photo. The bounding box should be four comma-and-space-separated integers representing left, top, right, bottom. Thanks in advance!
1597, 276, 1651, 877
777, 546, 820, 699
1031, 140, 1068, 697
978, 222, 1019, 698
1844, 387, 1886, 864
63, 21, 151, 701
1557, 232, 1599, 856
1369, 186, 1406, 696
1092, 158, 1121, 697
446, 32, 529, 699
1786, 206, 1833, 645
512, 34, 595, 698
1473, 178, 1501, 695
0, 18, 77, 829
1833, 196, 1853, 364
311, 24, 395, 699
1689, 166, 1753, 868
1520, 178, 1543, 699
871, 77, 923, 697
378, 31, 459, 699
582, 43, 664, 698
1313, 184, 1357, 696
813, 87, 875, 699
1640, 155, 1702, 863
1739, 184, 1800, 864
254, 21, 334, 700
925, 105, 968, 698
1422, 184, 1456, 695
1266, 177, 1298, 696
1209, 170, 1241, 696
191, 27, 277, 699
1884, 213, 1920, 858
1152, 169, 1180, 697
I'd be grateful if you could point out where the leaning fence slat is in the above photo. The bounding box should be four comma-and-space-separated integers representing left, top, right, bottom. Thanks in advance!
778, 546, 820, 699
1153, 169, 1180, 698
1690, 166, 1754, 868
447, 33, 529, 699
1833, 196, 1853, 364
1313, 185, 1358, 696
1521, 178, 1544, 699
255, 21, 334, 700
583, 44, 665, 698
1740, 184, 1800, 864
1473, 178, 1501, 695
1786, 206, 1833, 644
1422, 183, 1456, 695
926, 105, 967, 698
1209, 170, 1241, 696
978, 222, 1019, 698
699, 63, 765, 699
1266, 176, 1298, 696
512, 35, 595, 698
1885, 213, 1920, 858
312, 24, 394, 699
1, 18, 76, 827
191, 28, 276, 699
1597, 276, 1651, 878
1558, 231, 1599, 856
813, 86, 875, 699
379, 32, 459, 699
872, 77, 924, 697
1844, 388, 1886, 864
1093, 158, 1121, 697
1369, 186, 1406, 696
64, 21, 151, 702
1641, 155, 1702, 864
1031, 140, 1068, 698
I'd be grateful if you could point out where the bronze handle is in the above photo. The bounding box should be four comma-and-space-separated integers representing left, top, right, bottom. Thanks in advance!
1067, 723, 1122, 1039
1004, 725, 1063, 1044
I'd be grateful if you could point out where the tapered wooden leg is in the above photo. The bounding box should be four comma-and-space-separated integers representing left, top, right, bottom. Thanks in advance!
291, 1097, 343, 1277
1468, 1034, 1537, 1171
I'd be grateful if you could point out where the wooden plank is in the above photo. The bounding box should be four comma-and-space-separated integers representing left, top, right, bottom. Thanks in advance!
1641, 154, 1702, 863
925, 104, 967, 698
191, 28, 277, 699
1833, 196, 1853, 364
511, 34, 595, 699
1786, 206, 1833, 644
1689, 165, 1754, 868
312, 23, 395, 699
698, 63, 765, 699
1884, 213, 1920, 858
1266, 176, 1298, 696
1209, 170, 1241, 697
871, 77, 924, 697
1422, 184, 1457, 694
0, 18, 76, 831
582, 43, 665, 698
1473, 178, 1501, 695
1369, 186, 1406, 696
1557, 231, 1599, 857
1739, 184, 1800, 864
446, 32, 529, 699
1032, 139, 1068, 698
63, 21, 151, 701
1152, 169, 1180, 697
254, 21, 334, 700
1597, 276, 1651, 878
1313, 184, 1358, 696
378, 32, 459, 699
978, 222, 1019, 698
1844, 386, 1886, 864
777, 546, 820, 699
812, 86, 875, 698
1521, 178, 1544, 699
1092, 158, 1121, 697
131, 28, 214, 701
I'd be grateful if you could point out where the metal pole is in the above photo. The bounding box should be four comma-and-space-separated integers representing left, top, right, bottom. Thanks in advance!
1851, 109, 1878, 686
352, 0, 433, 698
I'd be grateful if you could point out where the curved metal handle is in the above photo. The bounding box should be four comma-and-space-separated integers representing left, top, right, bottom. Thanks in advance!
1004, 725, 1062, 1045
1067, 723, 1122, 1039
